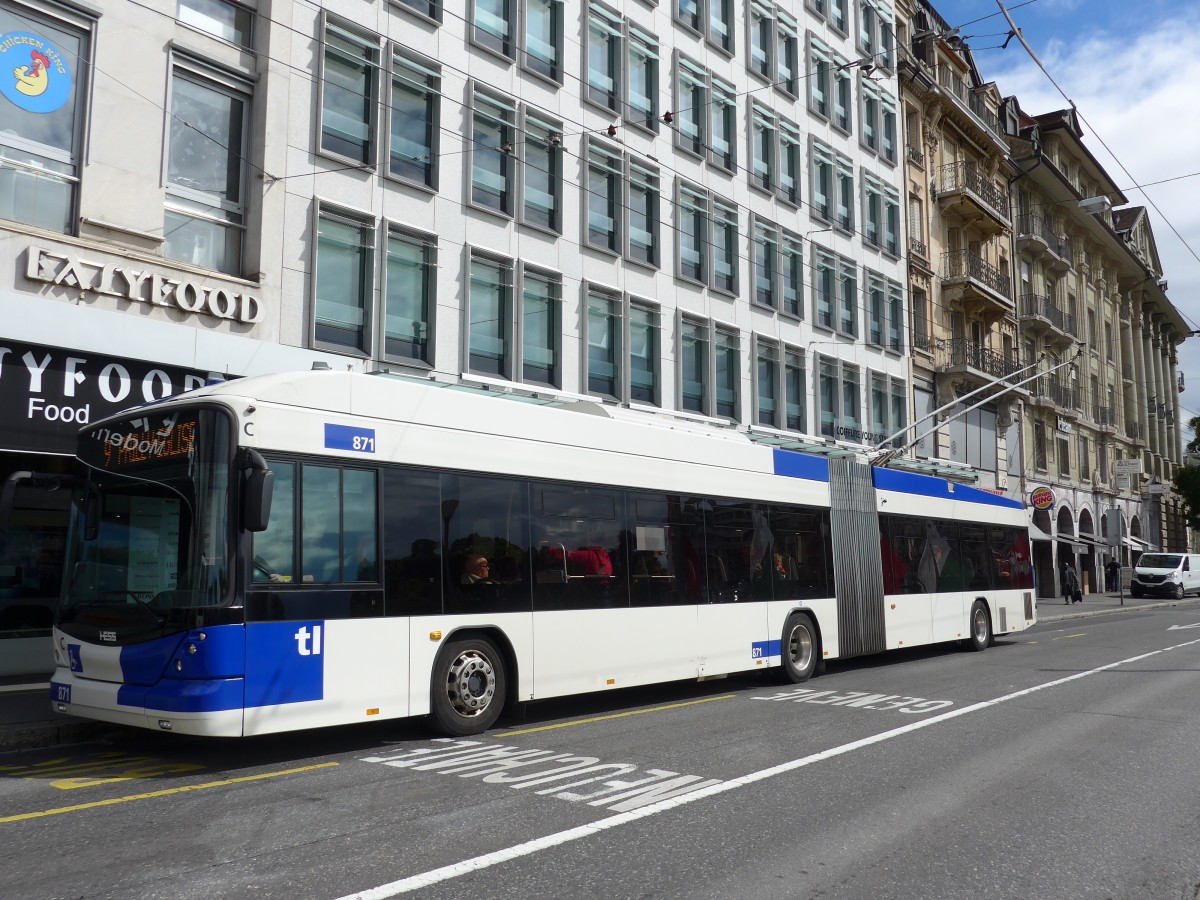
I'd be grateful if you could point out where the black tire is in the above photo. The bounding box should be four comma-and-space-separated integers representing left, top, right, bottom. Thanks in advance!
1130, 584, 1143, 598
430, 636, 507, 736
779, 613, 819, 683
1174, 583, 1185, 600
966, 600, 991, 652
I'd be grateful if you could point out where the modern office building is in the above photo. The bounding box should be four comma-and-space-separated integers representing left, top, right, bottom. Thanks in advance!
0, 0, 911, 674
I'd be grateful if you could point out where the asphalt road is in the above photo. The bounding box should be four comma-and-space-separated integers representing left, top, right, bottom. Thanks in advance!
4, 607, 1200, 900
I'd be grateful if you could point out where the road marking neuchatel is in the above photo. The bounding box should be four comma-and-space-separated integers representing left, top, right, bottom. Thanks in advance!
497, 694, 735, 737
0, 763, 338, 824
335, 637, 1200, 899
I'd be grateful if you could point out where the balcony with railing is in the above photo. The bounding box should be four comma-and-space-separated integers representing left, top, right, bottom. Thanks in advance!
1119, 303, 1131, 325
1027, 374, 1078, 415
1122, 362, 1134, 382
935, 162, 1011, 236
1126, 420, 1145, 444
907, 144, 924, 167
1046, 233, 1072, 272
941, 249, 1013, 316
1017, 292, 1074, 345
935, 339, 1026, 397
1093, 405, 1119, 433
935, 64, 1006, 144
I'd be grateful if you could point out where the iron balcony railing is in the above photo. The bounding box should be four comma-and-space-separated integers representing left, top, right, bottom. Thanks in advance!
1094, 405, 1118, 429
912, 331, 933, 354
935, 65, 1004, 141
937, 338, 1023, 380
909, 236, 928, 258
1029, 375, 1076, 409
937, 161, 1011, 224
1122, 363, 1134, 380
907, 144, 924, 166
1017, 292, 1072, 332
941, 249, 1012, 300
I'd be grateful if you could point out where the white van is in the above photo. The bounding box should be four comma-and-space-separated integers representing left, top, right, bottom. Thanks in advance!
1131, 553, 1200, 599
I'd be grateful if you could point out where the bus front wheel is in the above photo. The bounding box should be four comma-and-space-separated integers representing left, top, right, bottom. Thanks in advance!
430, 636, 507, 736
966, 601, 991, 652
780, 613, 819, 683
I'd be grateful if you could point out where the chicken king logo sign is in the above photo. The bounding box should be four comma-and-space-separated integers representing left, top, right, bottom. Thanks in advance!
0, 32, 72, 114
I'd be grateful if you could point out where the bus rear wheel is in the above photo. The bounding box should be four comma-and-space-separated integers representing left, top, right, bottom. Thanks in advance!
966, 600, 991, 652
780, 613, 819, 683
430, 636, 507, 736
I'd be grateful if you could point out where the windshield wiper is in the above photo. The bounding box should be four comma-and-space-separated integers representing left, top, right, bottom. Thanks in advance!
105, 590, 167, 626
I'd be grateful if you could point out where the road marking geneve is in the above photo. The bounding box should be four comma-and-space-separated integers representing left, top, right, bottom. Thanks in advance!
335, 637, 1200, 899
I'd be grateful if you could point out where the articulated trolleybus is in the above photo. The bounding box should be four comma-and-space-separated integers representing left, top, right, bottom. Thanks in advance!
47, 371, 1035, 737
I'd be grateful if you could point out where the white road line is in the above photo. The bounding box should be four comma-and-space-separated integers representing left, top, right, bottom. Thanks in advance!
336, 638, 1200, 899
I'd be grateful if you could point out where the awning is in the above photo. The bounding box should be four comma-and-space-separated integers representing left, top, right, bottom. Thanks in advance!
1127, 535, 1156, 550
1028, 523, 1087, 549
1029, 523, 1054, 542
1074, 534, 1112, 550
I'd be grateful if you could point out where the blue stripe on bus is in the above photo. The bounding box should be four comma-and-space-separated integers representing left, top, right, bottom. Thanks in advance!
772, 449, 830, 482
752, 639, 782, 659
872, 467, 1024, 509
244, 621, 325, 708
118, 678, 245, 713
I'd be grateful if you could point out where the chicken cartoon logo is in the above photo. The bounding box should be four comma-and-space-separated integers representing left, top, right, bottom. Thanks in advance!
0, 33, 72, 113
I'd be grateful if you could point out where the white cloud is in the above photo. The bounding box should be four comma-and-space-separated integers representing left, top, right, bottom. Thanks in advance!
983, 15, 1200, 434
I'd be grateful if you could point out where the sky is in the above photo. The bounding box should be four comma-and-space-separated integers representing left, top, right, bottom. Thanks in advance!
926, 0, 1200, 448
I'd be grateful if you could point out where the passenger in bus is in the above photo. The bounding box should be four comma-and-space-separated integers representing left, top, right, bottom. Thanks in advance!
461, 554, 494, 584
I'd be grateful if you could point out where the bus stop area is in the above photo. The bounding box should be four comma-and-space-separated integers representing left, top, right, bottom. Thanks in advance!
4, 590, 1200, 753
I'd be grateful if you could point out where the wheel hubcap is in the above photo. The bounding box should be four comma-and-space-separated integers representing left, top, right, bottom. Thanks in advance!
788, 624, 813, 672
973, 609, 988, 643
446, 650, 496, 717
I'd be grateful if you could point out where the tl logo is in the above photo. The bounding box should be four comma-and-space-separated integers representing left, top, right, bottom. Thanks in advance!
294, 624, 323, 656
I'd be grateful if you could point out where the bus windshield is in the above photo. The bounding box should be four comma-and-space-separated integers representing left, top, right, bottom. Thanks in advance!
60, 407, 235, 620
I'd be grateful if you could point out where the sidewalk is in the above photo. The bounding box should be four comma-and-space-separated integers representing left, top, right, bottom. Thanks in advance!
4, 592, 1200, 753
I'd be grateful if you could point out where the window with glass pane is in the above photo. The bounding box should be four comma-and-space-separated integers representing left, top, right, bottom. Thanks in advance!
834, 65, 852, 131
785, 350, 806, 431
677, 61, 706, 156
810, 43, 829, 116
471, 92, 515, 213
913, 288, 929, 349
750, 3, 773, 78
587, 3, 622, 111
627, 28, 658, 129
839, 258, 858, 336
587, 291, 620, 397
525, 0, 561, 79
715, 329, 739, 419
315, 212, 372, 351
523, 115, 561, 231
385, 230, 433, 361
709, 0, 733, 51
782, 236, 802, 316
587, 144, 621, 252
629, 161, 659, 266
629, 304, 660, 404
754, 222, 777, 307
814, 249, 834, 328
886, 280, 901, 351
178, 0, 251, 45
757, 342, 779, 426
779, 123, 800, 204
474, 0, 513, 56
831, 0, 847, 31
394, 0, 441, 19
390, 55, 438, 186
164, 71, 246, 275
679, 188, 707, 283
842, 365, 861, 436
890, 379, 906, 446
322, 25, 376, 164
858, 0, 875, 53
879, 11, 895, 68
819, 358, 837, 437
777, 18, 798, 94
862, 83, 878, 151
522, 269, 559, 386
677, 0, 701, 31
751, 104, 774, 191
885, 190, 901, 255
868, 274, 885, 345
681, 319, 708, 413
709, 79, 736, 170
0, 6, 85, 234
712, 202, 738, 294
812, 142, 833, 219
871, 373, 887, 440
836, 156, 854, 231
881, 97, 897, 161
864, 177, 882, 246
469, 256, 511, 376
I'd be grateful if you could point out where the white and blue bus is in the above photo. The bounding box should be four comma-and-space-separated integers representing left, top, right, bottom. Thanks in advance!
40, 371, 1035, 737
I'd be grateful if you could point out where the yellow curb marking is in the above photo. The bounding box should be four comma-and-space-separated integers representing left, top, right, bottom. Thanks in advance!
497, 694, 736, 737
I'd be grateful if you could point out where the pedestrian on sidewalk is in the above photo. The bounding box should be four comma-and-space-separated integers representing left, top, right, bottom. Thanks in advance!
1062, 560, 1081, 604
1105, 558, 1120, 593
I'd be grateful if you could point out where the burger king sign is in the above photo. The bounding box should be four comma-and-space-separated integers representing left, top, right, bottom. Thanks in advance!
1030, 487, 1055, 510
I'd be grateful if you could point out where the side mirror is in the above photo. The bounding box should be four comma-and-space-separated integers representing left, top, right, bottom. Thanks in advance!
241, 449, 274, 533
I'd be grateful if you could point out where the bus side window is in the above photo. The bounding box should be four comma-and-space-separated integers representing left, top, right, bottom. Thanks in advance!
382, 469, 442, 616
443, 473, 532, 615
531, 485, 626, 611
252, 461, 295, 584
